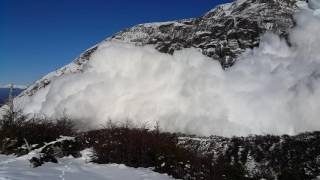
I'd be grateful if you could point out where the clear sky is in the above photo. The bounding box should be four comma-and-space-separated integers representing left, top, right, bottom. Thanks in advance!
0, 0, 232, 85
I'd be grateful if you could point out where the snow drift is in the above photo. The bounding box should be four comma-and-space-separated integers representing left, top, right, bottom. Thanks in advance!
15, 7, 320, 136
0, 153, 175, 180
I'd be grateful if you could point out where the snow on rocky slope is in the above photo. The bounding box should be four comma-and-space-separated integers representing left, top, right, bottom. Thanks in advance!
178, 131, 320, 179
18, 0, 308, 98
7, 0, 320, 137
1, 0, 320, 179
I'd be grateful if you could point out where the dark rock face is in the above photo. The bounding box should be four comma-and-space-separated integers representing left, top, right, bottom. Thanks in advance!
111, 0, 304, 68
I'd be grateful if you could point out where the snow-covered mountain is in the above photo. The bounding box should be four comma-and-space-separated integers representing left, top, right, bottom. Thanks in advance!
1, 1, 320, 179
20, 0, 307, 98
9, 0, 320, 137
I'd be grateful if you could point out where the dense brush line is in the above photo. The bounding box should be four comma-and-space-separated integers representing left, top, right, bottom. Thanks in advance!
0, 110, 319, 179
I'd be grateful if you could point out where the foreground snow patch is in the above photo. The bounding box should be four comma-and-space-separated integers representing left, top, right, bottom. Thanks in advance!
0, 155, 175, 180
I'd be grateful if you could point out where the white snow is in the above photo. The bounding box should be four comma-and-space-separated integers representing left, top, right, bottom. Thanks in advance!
23, 136, 76, 160
0, 154, 176, 180
245, 152, 258, 177
195, 31, 211, 36
141, 21, 184, 28
0, 105, 9, 120
205, 2, 233, 16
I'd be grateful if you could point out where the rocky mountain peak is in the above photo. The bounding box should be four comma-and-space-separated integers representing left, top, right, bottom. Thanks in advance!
16, 0, 307, 97
111, 0, 305, 68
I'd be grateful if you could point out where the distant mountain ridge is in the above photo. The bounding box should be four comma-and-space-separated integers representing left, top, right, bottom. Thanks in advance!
0, 85, 26, 105
0, 84, 27, 89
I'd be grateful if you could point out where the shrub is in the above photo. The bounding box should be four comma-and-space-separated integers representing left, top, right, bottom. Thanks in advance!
0, 109, 76, 155
82, 121, 251, 180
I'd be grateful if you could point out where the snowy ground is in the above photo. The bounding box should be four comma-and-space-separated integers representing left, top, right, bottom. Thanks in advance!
0, 154, 176, 180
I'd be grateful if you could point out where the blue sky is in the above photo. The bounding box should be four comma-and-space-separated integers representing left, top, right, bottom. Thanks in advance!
0, 0, 232, 85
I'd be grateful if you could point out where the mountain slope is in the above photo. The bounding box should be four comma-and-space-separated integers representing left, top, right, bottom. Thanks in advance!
111, 0, 301, 67
19, 0, 307, 98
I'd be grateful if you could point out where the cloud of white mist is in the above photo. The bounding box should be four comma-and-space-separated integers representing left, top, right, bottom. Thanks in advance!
16, 8, 320, 136
309, 0, 320, 10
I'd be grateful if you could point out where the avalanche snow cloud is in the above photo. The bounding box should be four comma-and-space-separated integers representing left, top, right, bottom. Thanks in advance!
16, 8, 320, 136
